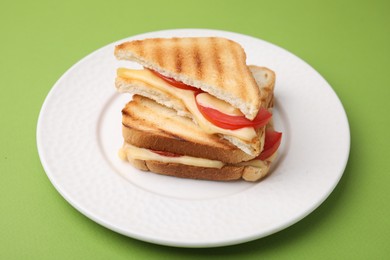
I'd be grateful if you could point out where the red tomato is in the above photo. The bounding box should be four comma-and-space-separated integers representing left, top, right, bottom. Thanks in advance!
150, 149, 182, 157
148, 69, 200, 92
258, 130, 282, 160
195, 94, 272, 130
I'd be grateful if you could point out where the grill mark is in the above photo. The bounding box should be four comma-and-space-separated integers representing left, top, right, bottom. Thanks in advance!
158, 129, 186, 141
122, 122, 132, 129
210, 38, 223, 87
121, 108, 130, 116
231, 42, 245, 92
173, 38, 182, 73
151, 38, 164, 67
131, 40, 144, 57
122, 109, 140, 125
193, 39, 203, 79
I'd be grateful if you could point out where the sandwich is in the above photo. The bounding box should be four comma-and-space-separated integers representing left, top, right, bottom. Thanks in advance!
114, 37, 282, 181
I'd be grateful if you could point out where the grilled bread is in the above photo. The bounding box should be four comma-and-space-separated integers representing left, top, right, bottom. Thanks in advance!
122, 95, 261, 164
115, 37, 261, 120
116, 65, 275, 156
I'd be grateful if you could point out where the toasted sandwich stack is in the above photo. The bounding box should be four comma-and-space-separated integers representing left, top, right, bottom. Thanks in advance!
114, 37, 282, 181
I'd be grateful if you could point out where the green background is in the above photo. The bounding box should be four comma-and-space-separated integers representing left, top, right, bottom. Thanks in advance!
1, 0, 389, 259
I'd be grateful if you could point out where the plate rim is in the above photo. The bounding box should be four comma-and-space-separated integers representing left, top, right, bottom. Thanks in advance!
36, 28, 350, 248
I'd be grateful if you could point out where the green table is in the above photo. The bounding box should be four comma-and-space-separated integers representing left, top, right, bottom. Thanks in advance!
1, 0, 389, 259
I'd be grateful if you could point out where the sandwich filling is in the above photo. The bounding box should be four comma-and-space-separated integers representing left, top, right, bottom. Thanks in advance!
117, 68, 271, 142
119, 143, 224, 169
119, 142, 277, 171
119, 124, 281, 169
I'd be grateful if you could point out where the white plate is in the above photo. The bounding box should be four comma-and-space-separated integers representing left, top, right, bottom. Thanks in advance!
37, 29, 350, 247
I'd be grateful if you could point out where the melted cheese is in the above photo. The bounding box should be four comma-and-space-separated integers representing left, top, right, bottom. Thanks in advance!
238, 152, 276, 167
120, 143, 224, 169
117, 68, 256, 141
196, 92, 243, 116
120, 143, 273, 179
239, 152, 277, 181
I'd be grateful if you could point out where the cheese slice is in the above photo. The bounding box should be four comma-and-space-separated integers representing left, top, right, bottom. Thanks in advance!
239, 152, 277, 181
195, 92, 243, 116
117, 68, 257, 141
120, 143, 224, 169
119, 143, 273, 173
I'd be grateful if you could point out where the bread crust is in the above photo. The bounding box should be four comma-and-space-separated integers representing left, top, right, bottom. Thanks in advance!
124, 156, 273, 182
143, 161, 244, 181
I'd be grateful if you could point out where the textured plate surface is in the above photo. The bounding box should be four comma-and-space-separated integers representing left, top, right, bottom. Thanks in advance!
37, 29, 350, 247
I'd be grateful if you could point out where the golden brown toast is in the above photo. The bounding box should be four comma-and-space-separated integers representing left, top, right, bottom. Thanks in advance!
122, 95, 258, 164
115, 37, 261, 120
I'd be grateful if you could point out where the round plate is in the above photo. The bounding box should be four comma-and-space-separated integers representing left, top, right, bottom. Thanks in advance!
37, 29, 350, 247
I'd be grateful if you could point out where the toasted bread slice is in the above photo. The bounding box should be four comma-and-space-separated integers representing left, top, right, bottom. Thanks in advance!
116, 65, 275, 156
115, 37, 261, 120
119, 141, 276, 182
122, 95, 259, 164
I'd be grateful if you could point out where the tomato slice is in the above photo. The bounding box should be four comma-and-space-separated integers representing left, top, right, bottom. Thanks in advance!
148, 69, 200, 92
150, 149, 182, 157
258, 130, 282, 160
195, 93, 272, 130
